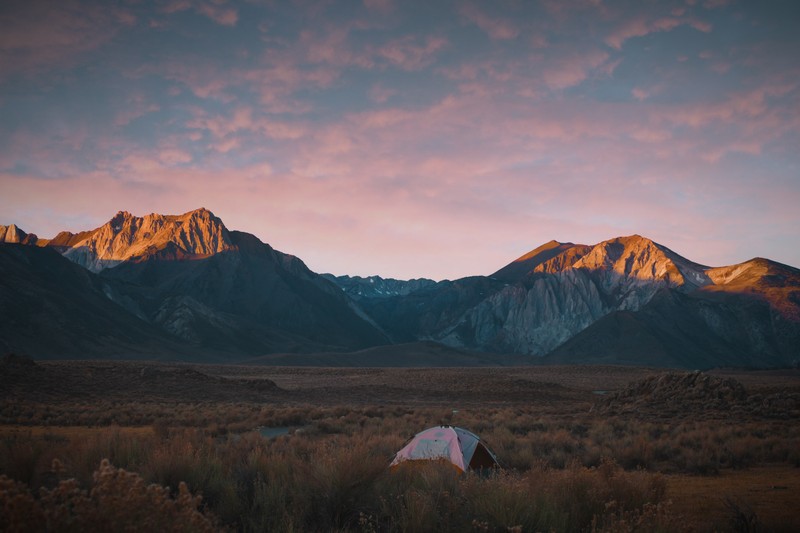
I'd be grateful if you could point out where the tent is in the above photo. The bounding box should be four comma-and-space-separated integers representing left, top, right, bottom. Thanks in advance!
390, 426, 499, 473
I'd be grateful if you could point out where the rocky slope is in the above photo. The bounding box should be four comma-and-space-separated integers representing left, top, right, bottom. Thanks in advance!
58, 208, 235, 272
0, 224, 38, 245
491, 240, 589, 281
340, 235, 800, 368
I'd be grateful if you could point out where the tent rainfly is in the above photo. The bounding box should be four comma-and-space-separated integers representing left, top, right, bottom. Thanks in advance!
389, 426, 499, 473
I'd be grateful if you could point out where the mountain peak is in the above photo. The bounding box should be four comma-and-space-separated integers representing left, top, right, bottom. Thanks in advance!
0, 224, 38, 245
0, 224, 23, 243
61, 208, 234, 272
572, 234, 710, 288
492, 240, 585, 281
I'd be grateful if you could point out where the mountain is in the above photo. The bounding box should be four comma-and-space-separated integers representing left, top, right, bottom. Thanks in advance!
0, 244, 190, 358
99, 229, 388, 353
546, 259, 800, 368
320, 274, 437, 300
2, 210, 798, 368
0, 224, 38, 245
332, 235, 800, 368
491, 240, 590, 281
0, 209, 388, 358
54, 208, 235, 272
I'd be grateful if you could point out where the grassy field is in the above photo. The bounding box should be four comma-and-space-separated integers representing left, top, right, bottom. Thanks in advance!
1, 358, 799, 531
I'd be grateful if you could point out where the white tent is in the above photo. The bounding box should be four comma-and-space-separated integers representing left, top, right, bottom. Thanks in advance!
390, 426, 499, 473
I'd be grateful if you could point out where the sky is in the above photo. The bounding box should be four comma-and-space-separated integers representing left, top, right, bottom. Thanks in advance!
1, 0, 799, 280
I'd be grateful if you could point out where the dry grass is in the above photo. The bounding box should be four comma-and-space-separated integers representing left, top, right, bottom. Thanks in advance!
1, 362, 799, 531
666, 466, 800, 532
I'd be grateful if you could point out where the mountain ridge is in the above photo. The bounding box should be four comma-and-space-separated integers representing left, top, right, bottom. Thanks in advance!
2, 210, 798, 368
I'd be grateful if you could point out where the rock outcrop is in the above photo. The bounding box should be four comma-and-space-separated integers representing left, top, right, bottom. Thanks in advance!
438, 235, 719, 355
0, 224, 38, 245
61, 208, 234, 272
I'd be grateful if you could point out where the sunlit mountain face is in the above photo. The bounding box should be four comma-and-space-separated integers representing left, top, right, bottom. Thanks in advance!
2, 208, 798, 368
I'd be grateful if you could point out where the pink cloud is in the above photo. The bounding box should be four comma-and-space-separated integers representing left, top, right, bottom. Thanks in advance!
631, 87, 649, 101
369, 83, 397, 104
542, 50, 611, 90
3, 84, 798, 279
161, 0, 238, 26
659, 84, 796, 128
114, 94, 161, 126
0, 1, 122, 78
460, 4, 519, 40
377, 36, 448, 71
701, 141, 762, 163
158, 149, 193, 165
196, 3, 238, 27
629, 127, 672, 143
188, 107, 254, 137
606, 16, 710, 49
161, 0, 192, 14
187, 106, 308, 142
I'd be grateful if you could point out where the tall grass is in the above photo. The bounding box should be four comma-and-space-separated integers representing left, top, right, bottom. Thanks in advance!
2, 401, 798, 531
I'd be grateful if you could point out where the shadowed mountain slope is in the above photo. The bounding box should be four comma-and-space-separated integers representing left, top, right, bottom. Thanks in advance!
0, 244, 191, 359
1, 210, 388, 358
100, 230, 388, 353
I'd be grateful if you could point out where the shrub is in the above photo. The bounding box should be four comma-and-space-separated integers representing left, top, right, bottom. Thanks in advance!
0, 460, 216, 532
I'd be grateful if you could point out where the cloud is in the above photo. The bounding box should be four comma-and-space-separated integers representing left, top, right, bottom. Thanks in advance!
196, 3, 238, 27
541, 50, 611, 90
2, 0, 799, 278
606, 16, 711, 49
460, 4, 519, 40
631, 87, 650, 101
158, 149, 193, 165
369, 83, 397, 104
114, 94, 161, 126
377, 36, 448, 71
161, 0, 238, 26
0, 0, 121, 78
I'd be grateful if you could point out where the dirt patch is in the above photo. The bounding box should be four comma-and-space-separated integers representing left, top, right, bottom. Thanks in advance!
666, 466, 800, 532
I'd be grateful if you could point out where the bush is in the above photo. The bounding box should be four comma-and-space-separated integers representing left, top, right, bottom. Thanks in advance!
0, 459, 216, 532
